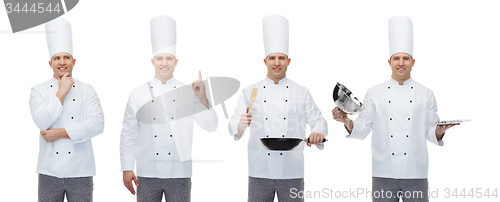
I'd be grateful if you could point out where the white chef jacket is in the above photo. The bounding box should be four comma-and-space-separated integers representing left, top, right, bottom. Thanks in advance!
228, 77, 328, 179
120, 78, 218, 178
349, 78, 442, 179
29, 77, 104, 178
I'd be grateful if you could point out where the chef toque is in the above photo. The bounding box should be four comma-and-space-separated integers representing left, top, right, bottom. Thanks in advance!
263, 15, 289, 58
45, 17, 73, 60
388, 16, 413, 59
151, 15, 176, 59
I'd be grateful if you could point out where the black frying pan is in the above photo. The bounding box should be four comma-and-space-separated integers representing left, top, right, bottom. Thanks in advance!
260, 138, 328, 151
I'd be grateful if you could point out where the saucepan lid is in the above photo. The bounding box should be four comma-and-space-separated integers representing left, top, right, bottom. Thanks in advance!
333, 82, 365, 114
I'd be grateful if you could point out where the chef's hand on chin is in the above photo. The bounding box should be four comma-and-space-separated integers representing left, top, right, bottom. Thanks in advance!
55, 73, 75, 105
40, 128, 69, 142
123, 171, 139, 195
57, 73, 74, 95
307, 132, 324, 147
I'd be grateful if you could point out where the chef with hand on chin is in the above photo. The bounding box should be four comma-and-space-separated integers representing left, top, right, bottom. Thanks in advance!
29, 17, 104, 202
120, 15, 218, 202
332, 16, 459, 202
228, 14, 328, 202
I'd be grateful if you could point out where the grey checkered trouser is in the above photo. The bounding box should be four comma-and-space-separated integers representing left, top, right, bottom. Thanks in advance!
38, 174, 93, 202
248, 177, 304, 202
372, 177, 429, 202
136, 177, 191, 202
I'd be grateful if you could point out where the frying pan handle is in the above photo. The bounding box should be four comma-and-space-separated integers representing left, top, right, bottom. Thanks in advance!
306, 138, 327, 143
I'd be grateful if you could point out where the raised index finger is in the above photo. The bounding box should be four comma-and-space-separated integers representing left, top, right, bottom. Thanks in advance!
198, 70, 202, 81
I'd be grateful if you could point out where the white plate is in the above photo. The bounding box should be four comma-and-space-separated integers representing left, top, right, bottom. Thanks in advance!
428, 119, 471, 125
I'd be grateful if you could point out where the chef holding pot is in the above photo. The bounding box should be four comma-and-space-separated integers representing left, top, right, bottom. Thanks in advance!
228, 15, 328, 202
120, 15, 218, 202
332, 16, 459, 202
29, 17, 104, 201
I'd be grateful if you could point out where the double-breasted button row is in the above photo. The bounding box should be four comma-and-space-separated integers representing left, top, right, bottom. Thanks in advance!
55, 151, 71, 154
152, 117, 174, 120
263, 99, 288, 103
154, 134, 173, 138
151, 85, 176, 88
265, 134, 285, 137
263, 85, 290, 89
156, 152, 171, 155
390, 134, 409, 138
391, 153, 407, 155
387, 86, 414, 89
264, 117, 287, 121
49, 84, 76, 88
388, 100, 413, 103
389, 117, 411, 121
267, 153, 283, 155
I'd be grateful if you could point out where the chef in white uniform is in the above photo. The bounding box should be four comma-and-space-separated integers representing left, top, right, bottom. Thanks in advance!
228, 15, 328, 202
332, 16, 459, 202
29, 17, 104, 202
120, 15, 218, 202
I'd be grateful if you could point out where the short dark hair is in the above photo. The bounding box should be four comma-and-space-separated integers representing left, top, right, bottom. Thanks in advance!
51, 54, 73, 61
266, 54, 289, 60
389, 54, 413, 60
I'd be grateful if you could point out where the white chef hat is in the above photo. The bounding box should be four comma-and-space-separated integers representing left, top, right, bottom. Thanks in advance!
263, 15, 289, 58
45, 17, 73, 60
150, 15, 176, 59
388, 16, 413, 58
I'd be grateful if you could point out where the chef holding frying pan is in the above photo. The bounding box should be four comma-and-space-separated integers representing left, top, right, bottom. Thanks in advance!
228, 14, 328, 202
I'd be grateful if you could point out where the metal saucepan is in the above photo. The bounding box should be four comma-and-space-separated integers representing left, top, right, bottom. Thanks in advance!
333, 82, 365, 114
260, 138, 328, 151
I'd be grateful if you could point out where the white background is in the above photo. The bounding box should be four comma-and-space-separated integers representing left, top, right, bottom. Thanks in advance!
1, 0, 498, 201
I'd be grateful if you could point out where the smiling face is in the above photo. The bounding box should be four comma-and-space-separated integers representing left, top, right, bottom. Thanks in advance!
152, 53, 177, 82
49, 52, 75, 78
264, 53, 291, 83
388, 52, 415, 84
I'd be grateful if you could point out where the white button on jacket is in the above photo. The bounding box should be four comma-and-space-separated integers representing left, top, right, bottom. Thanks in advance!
229, 77, 328, 179
120, 78, 218, 178
29, 77, 104, 178
349, 78, 441, 179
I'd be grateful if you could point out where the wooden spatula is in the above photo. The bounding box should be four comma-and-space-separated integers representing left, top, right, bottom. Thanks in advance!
248, 88, 258, 114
